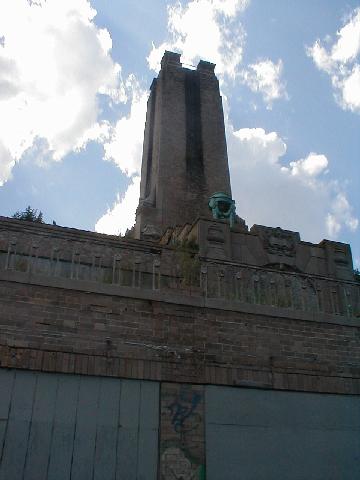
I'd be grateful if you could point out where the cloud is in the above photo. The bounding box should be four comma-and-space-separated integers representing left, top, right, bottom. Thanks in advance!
232, 127, 287, 165
147, 0, 248, 78
241, 59, 288, 108
307, 7, 360, 112
340, 64, 360, 110
0, 0, 124, 185
0, 141, 14, 187
103, 76, 148, 176
95, 176, 140, 236
227, 126, 358, 241
148, 0, 286, 107
94, 77, 148, 234
326, 193, 359, 237
354, 257, 360, 270
286, 153, 328, 178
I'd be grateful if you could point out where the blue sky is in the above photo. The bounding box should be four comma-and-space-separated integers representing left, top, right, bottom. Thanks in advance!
0, 0, 359, 267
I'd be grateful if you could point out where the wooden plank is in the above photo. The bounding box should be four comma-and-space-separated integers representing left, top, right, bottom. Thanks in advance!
23, 373, 58, 480
0, 369, 15, 461
137, 381, 159, 480
93, 377, 121, 480
70, 375, 100, 479
0, 371, 37, 480
47, 374, 80, 480
116, 380, 141, 480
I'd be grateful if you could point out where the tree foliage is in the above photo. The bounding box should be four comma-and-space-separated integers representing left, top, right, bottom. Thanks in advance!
12, 206, 44, 223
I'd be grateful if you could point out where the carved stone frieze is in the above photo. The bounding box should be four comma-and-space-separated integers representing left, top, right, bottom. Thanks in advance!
265, 228, 296, 256
251, 225, 300, 258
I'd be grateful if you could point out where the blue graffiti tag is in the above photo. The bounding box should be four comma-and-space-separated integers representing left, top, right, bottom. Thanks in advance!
167, 388, 202, 433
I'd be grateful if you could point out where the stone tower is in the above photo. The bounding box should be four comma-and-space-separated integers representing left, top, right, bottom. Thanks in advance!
135, 51, 231, 239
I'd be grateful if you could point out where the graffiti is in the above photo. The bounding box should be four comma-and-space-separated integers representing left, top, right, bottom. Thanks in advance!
161, 386, 206, 480
161, 447, 205, 480
167, 388, 202, 433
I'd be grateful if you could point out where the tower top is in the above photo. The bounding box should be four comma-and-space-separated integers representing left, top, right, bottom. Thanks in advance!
161, 50, 181, 68
135, 51, 231, 240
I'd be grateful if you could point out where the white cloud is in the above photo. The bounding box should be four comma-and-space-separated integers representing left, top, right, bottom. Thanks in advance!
95, 176, 140, 236
307, 7, 360, 112
287, 153, 328, 178
0, 141, 14, 187
331, 9, 360, 63
227, 126, 358, 241
147, 0, 248, 79
328, 193, 359, 234
326, 214, 341, 238
0, 0, 124, 185
232, 127, 287, 165
354, 257, 360, 269
103, 76, 148, 176
241, 59, 288, 108
94, 77, 147, 234
340, 64, 360, 111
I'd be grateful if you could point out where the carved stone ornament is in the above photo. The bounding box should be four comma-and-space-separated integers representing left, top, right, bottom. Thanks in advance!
142, 224, 161, 242
264, 227, 297, 257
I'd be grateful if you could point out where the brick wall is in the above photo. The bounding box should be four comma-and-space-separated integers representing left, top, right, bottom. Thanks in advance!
0, 277, 359, 395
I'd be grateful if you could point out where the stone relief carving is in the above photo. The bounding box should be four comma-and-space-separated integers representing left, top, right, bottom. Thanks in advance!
142, 224, 161, 242
263, 227, 297, 257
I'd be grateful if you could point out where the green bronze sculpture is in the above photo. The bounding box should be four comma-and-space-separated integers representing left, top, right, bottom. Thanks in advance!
208, 192, 236, 228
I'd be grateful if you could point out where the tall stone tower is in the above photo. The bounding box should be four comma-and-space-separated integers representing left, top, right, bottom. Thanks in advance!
135, 51, 231, 239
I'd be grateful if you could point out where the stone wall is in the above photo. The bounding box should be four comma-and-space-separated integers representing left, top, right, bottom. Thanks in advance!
0, 271, 359, 395
1, 217, 359, 478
